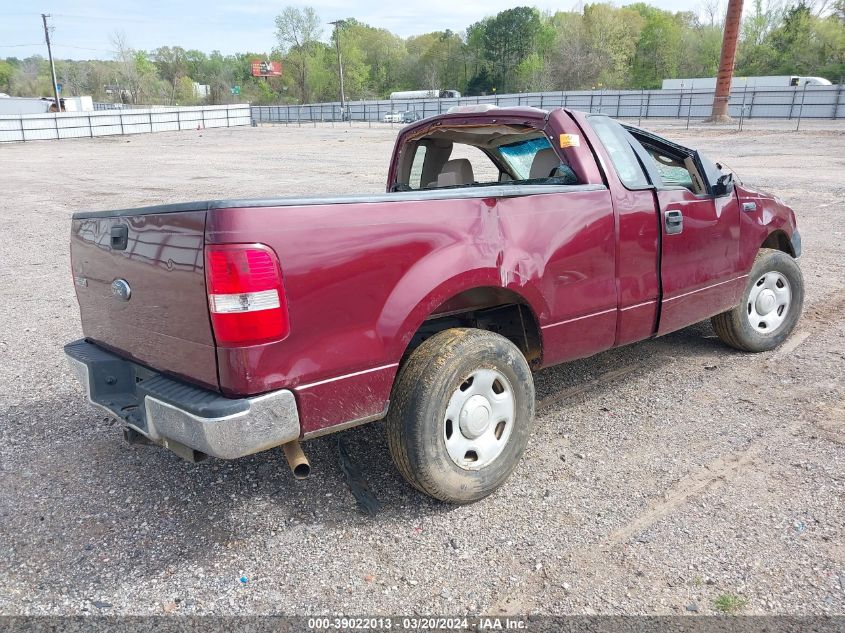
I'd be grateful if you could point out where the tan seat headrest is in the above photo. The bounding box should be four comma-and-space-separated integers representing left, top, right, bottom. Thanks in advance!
437, 159, 475, 187
529, 148, 564, 179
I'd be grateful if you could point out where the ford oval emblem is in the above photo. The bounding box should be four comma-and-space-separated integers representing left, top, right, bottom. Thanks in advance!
111, 279, 131, 301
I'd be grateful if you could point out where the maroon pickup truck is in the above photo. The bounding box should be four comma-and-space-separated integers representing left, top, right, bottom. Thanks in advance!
66, 106, 803, 503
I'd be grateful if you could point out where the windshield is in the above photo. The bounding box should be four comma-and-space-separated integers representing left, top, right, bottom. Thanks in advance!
496, 137, 553, 180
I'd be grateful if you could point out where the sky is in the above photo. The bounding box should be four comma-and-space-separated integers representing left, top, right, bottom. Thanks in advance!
0, 0, 709, 61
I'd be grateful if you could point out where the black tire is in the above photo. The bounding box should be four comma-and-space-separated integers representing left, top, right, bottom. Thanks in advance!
386, 328, 535, 503
712, 248, 804, 352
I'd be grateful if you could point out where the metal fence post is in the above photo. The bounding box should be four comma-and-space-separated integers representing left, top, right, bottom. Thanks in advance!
19, 115, 25, 142
833, 83, 843, 119
88, 114, 93, 138
796, 82, 807, 131
54, 113, 59, 140
686, 90, 693, 129
638, 89, 644, 126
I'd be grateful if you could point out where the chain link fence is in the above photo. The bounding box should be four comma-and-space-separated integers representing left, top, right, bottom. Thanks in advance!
251, 85, 845, 128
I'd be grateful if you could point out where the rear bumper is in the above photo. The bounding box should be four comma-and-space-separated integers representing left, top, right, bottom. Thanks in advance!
64, 339, 300, 460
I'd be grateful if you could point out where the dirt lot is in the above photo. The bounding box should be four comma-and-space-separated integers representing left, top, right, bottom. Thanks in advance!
0, 121, 843, 616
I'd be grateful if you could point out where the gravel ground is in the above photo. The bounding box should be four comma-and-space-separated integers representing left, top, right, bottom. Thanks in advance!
0, 121, 843, 617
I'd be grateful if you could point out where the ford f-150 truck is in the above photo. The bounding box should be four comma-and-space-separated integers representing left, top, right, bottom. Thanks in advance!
66, 105, 803, 503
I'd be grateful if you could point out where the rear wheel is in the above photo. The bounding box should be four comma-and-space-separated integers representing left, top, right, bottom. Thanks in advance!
386, 328, 534, 503
712, 248, 804, 352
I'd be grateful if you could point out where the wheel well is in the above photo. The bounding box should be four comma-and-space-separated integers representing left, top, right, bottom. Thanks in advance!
404, 288, 542, 366
761, 230, 795, 257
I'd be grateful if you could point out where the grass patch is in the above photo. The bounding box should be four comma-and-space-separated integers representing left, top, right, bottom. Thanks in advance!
713, 593, 748, 613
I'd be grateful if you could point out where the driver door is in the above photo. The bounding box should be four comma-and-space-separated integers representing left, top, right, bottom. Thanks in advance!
628, 131, 743, 335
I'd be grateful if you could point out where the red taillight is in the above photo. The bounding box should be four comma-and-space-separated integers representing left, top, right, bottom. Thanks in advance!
204, 244, 290, 347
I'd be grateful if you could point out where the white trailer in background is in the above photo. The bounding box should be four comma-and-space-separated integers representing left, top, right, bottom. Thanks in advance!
0, 95, 94, 114
61, 96, 94, 112
661, 76, 832, 90
0, 97, 54, 115
390, 89, 462, 99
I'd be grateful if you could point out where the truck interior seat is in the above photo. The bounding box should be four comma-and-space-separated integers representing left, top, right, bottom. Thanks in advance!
436, 159, 475, 187
530, 148, 566, 179
527, 148, 580, 184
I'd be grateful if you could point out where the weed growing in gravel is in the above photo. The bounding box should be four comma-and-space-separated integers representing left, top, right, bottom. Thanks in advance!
713, 593, 748, 613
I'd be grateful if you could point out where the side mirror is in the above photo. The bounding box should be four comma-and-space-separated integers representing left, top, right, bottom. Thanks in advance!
712, 173, 734, 197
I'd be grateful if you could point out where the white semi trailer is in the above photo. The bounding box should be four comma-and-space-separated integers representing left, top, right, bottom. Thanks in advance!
661, 76, 832, 90
389, 89, 461, 99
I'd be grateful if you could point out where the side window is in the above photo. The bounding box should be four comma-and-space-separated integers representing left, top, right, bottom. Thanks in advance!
646, 149, 695, 190
409, 145, 427, 189
589, 117, 649, 188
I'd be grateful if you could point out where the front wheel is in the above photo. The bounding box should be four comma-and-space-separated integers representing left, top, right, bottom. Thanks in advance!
712, 248, 804, 352
386, 328, 535, 503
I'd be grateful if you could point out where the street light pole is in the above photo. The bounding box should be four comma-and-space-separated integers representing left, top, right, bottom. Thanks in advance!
41, 14, 61, 113
329, 20, 346, 120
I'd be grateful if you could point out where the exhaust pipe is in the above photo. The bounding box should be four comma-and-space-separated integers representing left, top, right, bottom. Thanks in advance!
282, 440, 311, 479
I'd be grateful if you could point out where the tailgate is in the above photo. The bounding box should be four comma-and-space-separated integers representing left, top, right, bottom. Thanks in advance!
70, 209, 218, 390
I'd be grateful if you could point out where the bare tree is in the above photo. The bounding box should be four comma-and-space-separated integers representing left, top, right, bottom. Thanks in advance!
275, 6, 322, 103
111, 31, 139, 103
700, 0, 723, 26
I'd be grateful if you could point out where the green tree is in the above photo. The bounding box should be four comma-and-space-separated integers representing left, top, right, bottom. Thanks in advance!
275, 6, 322, 103
737, 0, 785, 76
0, 60, 15, 93
465, 67, 493, 95
467, 7, 542, 92
628, 4, 686, 88
153, 46, 188, 104
474, 7, 542, 92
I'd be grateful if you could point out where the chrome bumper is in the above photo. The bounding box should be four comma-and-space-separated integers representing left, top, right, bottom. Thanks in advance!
64, 339, 300, 460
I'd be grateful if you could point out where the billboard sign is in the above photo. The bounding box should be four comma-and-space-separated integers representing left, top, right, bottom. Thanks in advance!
251, 60, 282, 77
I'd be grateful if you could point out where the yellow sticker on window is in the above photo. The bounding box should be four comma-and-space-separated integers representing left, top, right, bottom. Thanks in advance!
559, 134, 580, 149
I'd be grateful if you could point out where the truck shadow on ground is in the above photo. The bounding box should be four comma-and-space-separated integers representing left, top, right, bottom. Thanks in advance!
9, 320, 737, 593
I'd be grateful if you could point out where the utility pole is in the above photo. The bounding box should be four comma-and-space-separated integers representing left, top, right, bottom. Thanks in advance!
329, 20, 346, 120
41, 14, 61, 113
706, 0, 743, 123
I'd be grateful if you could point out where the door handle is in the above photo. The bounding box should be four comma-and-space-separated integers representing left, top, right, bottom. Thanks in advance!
110, 225, 128, 251
665, 209, 683, 235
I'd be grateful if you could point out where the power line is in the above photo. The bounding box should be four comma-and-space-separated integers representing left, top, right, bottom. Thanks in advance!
53, 45, 117, 53
51, 13, 160, 23
0, 44, 115, 53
